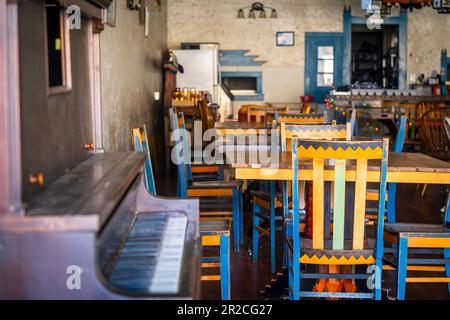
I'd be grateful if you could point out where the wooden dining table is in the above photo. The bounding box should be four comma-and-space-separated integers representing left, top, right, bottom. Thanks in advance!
227, 151, 450, 185
214, 121, 268, 136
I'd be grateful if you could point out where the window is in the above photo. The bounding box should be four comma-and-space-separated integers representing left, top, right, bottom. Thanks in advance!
317, 46, 334, 87
45, 1, 71, 94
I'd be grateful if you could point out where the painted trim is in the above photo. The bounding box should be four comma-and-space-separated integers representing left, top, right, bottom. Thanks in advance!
219, 50, 266, 66
221, 71, 264, 101
343, 8, 408, 90
441, 50, 450, 95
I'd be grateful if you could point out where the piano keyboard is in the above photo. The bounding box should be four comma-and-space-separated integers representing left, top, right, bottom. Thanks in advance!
108, 214, 188, 295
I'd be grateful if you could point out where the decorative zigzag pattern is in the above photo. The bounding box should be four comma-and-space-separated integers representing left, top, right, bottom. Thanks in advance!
279, 113, 324, 120
287, 125, 347, 133
299, 140, 383, 151
287, 129, 347, 140
300, 255, 376, 265
297, 145, 383, 160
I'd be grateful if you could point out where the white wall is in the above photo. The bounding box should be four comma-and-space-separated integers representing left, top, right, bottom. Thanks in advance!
168, 0, 450, 116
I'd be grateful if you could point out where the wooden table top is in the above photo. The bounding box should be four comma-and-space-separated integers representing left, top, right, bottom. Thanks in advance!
225, 151, 450, 184
214, 121, 267, 131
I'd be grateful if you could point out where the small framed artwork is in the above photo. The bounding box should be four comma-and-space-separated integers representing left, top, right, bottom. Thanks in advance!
106, 0, 117, 27
276, 32, 295, 47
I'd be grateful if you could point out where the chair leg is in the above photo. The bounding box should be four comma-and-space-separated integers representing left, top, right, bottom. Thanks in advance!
282, 181, 289, 269
270, 183, 276, 274
397, 237, 408, 300
252, 204, 260, 263
387, 183, 397, 223
288, 250, 293, 300
232, 188, 240, 253
421, 184, 428, 197
292, 256, 300, 300
375, 261, 383, 300
239, 190, 244, 246
282, 223, 287, 269
445, 248, 450, 295
220, 234, 231, 300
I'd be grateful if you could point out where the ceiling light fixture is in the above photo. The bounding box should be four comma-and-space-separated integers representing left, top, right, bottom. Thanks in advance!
237, 2, 278, 19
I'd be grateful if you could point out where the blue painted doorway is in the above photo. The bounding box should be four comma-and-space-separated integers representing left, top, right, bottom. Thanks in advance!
305, 32, 344, 103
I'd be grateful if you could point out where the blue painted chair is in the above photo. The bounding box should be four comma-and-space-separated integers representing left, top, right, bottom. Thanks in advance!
133, 124, 231, 300
366, 116, 408, 224
251, 123, 348, 274
287, 138, 389, 300
169, 109, 243, 254
132, 126, 157, 195
384, 198, 450, 300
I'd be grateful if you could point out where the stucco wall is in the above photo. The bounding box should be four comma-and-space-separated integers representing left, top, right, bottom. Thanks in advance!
168, 0, 449, 115
407, 7, 450, 81
101, 0, 168, 152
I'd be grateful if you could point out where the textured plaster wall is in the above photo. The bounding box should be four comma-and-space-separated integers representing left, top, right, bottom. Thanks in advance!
407, 7, 450, 81
101, 0, 168, 152
168, 0, 449, 115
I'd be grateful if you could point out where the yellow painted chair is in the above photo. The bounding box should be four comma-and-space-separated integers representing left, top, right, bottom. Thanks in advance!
287, 138, 389, 300
251, 123, 348, 273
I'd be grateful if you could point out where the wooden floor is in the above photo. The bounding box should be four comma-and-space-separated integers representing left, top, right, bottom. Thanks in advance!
156, 173, 449, 300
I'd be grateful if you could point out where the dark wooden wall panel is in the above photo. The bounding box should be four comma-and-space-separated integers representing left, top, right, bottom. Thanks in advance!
19, 1, 93, 202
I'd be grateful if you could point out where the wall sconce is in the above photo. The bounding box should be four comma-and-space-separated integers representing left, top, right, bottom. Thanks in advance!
127, 0, 141, 11
237, 2, 277, 19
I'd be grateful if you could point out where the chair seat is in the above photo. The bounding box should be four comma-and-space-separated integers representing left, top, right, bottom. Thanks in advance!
385, 223, 449, 237
250, 190, 284, 201
200, 220, 231, 234
191, 180, 243, 189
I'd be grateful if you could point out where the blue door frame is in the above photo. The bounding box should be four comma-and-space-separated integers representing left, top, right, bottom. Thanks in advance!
343, 8, 408, 90
305, 32, 344, 103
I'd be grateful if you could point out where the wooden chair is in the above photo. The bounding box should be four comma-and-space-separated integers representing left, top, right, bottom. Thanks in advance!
132, 126, 157, 195
383, 197, 450, 300
198, 98, 215, 131
169, 109, 244, 254
266, 113, 326, 126
251, 124, 347, 273
420, 108, 450, 162
287, 138, 389, 300
178, 113, 225, 182
133, 125, 231, 300
445, 117, 450, 141
366, 116, 408, 224
247, 106, 288, 124
418, 108, 450, 197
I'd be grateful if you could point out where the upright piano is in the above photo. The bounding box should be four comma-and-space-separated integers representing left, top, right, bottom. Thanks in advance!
0, 152, 201, 300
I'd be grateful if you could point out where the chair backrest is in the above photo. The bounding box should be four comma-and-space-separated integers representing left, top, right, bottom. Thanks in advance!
445, 117, 450, 142
267, 112, 326, 126
169, 108, 189, 197
292, 138, 389, 251
421, 108, 450, 159
280, 123, 347, 152
132, 125, 156, 195
198, 98, 215, 131
247, 107, 288, 124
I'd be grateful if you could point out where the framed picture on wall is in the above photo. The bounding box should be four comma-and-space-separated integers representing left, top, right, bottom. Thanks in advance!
276, 32, 295, 47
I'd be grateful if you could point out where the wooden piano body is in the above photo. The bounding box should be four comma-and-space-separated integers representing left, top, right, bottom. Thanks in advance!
0, 153, 201, 300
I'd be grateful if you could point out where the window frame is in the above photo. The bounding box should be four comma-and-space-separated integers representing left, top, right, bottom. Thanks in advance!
316, 46, 335, 88
44, 3, 72, 95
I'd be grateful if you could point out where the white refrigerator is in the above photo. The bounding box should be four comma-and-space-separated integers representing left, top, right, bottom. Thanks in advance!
172, 45, 221, 105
